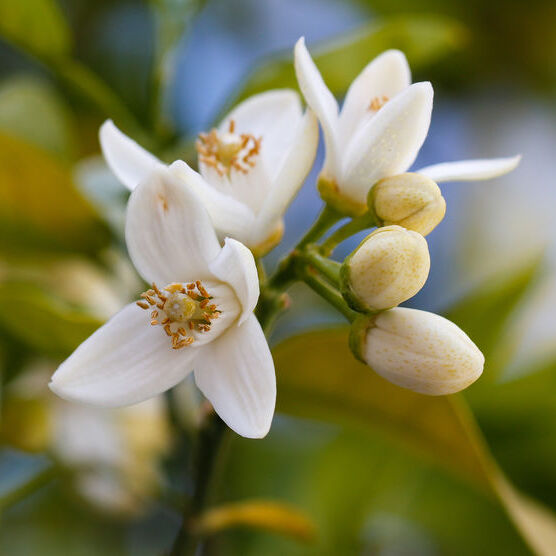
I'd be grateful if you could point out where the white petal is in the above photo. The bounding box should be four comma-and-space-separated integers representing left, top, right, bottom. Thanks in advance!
294, 37, 339, 177
339, 50, 411, 143
50, 303, 198, 407
208, 238, 259, 325
250, 109, 319, 247
342, 82, 433, 204
126, 166, 221, 285
227, 157, 273, 215
194, 314, 275, 438
99, 120, 163, 191
168, 160, 255, 243
417, 155, 521, 183
219, 90, 304, 173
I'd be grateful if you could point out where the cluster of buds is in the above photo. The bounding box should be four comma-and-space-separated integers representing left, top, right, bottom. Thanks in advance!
338, 180, 484, 395
338, 178, 484, 395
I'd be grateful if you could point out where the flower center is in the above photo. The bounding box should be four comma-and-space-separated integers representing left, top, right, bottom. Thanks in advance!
369, 95, 389, 112
136, 282, 221, 349
196, 119, 262, 177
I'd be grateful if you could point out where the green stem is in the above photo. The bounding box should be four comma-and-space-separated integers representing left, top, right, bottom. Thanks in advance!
170, 415, 227, 556
266, 204, 343, 292
297, 204, 342, 249
320, 211, 377, 256
0, 465, 56, 511
301, 271, 358, 322
301, 249, 341, 286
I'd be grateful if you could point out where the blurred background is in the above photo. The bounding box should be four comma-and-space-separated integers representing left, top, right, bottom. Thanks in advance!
2, 0, 556, 554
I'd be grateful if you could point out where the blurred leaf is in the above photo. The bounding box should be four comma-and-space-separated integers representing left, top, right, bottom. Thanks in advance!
274, 327, 493, 489
472, 359, 556, 511
0, 481, 127, 555
0, 281, 102, 358
0, 76, 75, 158
445, 257, 542, 379
273, 327, 556, 555
0, 0, 71, 58
149, 0, 205, 63
495, 475, 556, 556
196, 500, 316, 543
0, 131, 111, 256
221, 424, 530, 555
234, 15, 467, 104
148, 0, 206, 134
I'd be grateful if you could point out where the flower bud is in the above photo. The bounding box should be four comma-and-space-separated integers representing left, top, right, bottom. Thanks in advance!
341, 225, 430, 312
368, 173, 446, 236
351, 308, 484, 395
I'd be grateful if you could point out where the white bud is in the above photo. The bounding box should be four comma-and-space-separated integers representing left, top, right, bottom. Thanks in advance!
341, 225, 430, 312
369, 173, 446, 236
353, 308, 484, 395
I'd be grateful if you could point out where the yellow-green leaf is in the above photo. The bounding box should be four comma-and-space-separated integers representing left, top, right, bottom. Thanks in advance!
0, 76, 75, 159
196, 500, 317, 543
273, 327, 556, 555
234, 15, 467, 104
0, 0, 71, 58
445, 257, 542, 382
0, 132, 111, 255
0, 281, 102, 357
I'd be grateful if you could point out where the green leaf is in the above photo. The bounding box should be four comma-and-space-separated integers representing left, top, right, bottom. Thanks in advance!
0, 0, 71, 58
273, 327, 556, 554
445, 257, 542, 380
221, 423, 531, 555
234, 15, 467, 104
0, 281, 102, 358
0, 131, 111, 256
0, 76, 75, 159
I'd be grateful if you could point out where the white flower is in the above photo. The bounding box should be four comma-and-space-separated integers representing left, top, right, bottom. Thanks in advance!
50, 166, 276, 439
3, 364, 170, 515
354, 308, 484, 395
294, 37, 521, 215
100, 90, 318, 254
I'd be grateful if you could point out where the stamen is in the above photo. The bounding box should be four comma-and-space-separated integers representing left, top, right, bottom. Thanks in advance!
369, 95, 389, 112
137, 281, 221, 349
195, 120, 262, 177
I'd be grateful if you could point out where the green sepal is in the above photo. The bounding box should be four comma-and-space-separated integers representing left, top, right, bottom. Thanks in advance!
317, 175, 367, 217
348, 314, 376, 363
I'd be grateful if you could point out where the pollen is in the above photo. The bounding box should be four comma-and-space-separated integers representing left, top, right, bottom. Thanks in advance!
369, 95, 389, 112
196, 119, 262, 177
136, 282, 221, 349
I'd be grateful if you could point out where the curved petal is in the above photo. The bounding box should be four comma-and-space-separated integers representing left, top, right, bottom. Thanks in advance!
168, 161, 255, 243
250, 109, 319, 247
99, 120, 163, 190
194, 314, 275, 438
342, 82, 433, 204
50, 303, 198, 407
294, 37, 339, 177
125, 166, 221, 285
208, 238, 259, 325
417, 155, 521, 183
339, 49, 411, 143
219, 90, 303, 173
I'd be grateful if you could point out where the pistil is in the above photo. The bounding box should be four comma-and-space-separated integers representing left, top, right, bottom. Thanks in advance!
136, 282, 221, 349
